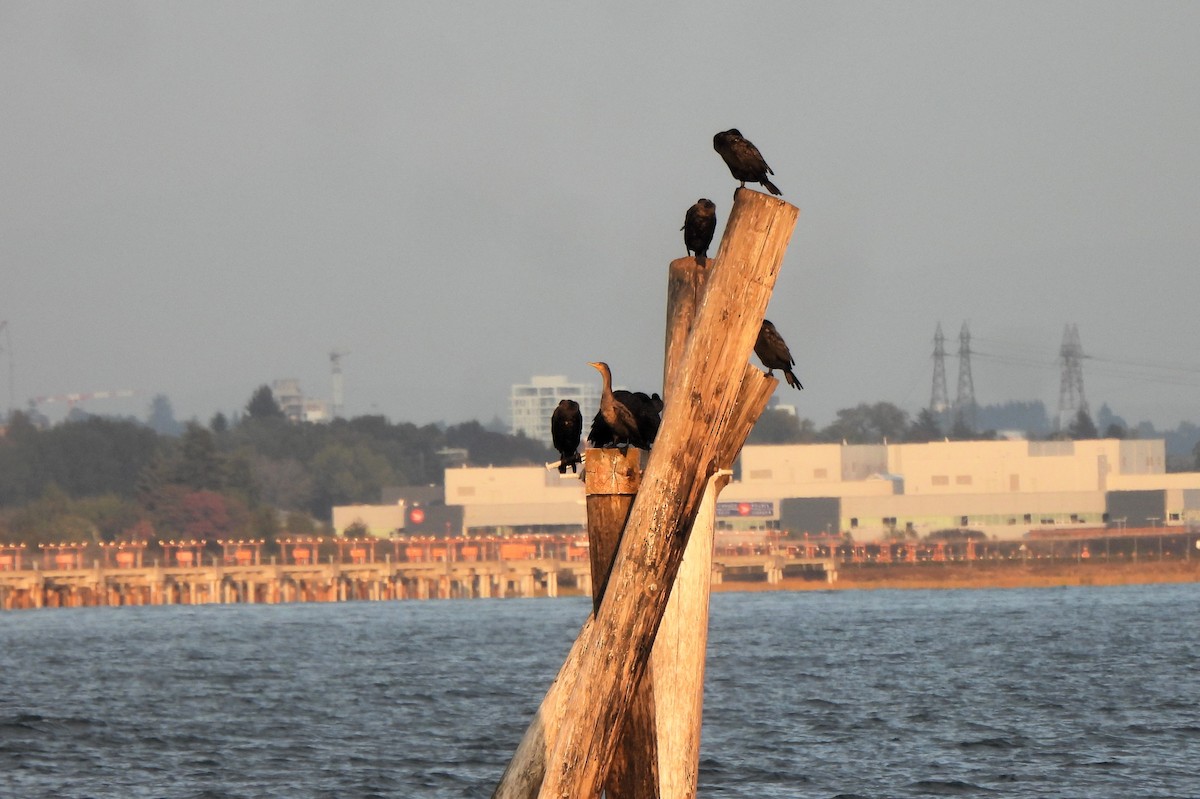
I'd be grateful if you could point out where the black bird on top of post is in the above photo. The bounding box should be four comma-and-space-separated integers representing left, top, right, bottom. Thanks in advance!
550, 399, 582, 474
713, 128, 781, 196
755, 320, 803, 390
681, 199, 717, 266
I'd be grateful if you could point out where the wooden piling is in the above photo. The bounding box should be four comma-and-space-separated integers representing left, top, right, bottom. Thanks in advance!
584, 448, 643, 612
585, 447, 659, 797
493, 187, 798, 799
653, 371, 776, 798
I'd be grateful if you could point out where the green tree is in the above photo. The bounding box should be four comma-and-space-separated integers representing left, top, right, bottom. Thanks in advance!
948, 412, 975, 441
309, 442, 397, 513
283, 511, 318, 536
146, 394, 184, 436
249, 456, 314, 511
1067, 409, 1098, 440
249, 505, 280, 543
0, 484, 138, 545
748, 409, 817, 444
906, 408, 943, 443
176, 423, 226, 490
0, 414, 161, 505
821, 402, 909, 444
245, 385, 284, 419
445, 421, 547, 466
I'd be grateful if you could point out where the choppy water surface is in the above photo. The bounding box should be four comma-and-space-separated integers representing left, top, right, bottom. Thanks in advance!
2, 584, 1198, 798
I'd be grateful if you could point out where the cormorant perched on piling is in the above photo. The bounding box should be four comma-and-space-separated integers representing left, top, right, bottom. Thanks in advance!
586, 362, 661, 450
550, 399, 582, 474
755, 320, 803, 390
682, 199, 717, 266
630, 391, 664, 445
713, 129, 781, 196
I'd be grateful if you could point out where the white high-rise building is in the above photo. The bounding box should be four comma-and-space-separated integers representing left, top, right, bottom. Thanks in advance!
510, 375, 599, 448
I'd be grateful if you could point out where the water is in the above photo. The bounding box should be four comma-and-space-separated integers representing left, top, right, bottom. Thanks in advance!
1, 585, 1198, 798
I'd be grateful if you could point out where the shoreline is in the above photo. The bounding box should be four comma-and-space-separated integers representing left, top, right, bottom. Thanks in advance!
709, 559, 1200, 593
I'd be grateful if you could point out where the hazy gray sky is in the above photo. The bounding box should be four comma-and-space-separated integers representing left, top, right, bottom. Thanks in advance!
4, 2, 1199, 429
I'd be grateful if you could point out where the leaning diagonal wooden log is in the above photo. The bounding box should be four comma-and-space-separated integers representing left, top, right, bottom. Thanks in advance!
536, 188, 798, 798
492, 188, 796, 799
490, 372, 776, 799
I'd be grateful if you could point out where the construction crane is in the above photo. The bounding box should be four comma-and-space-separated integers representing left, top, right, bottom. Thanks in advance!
330, 349, 349, 419
29, 389, 140, 415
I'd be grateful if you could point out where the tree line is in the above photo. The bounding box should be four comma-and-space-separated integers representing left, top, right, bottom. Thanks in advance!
0, 386, 546, 547
746, 402, 1122, 446
1, 387, 1193, 548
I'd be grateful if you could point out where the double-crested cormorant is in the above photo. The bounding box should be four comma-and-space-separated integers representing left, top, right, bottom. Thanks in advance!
713, 129, 781, 196
550, 399, 582, 473
629, 391, 664, 445
681, 199, 717, 266
586, 362, 661, 450
755, 319, 803, 390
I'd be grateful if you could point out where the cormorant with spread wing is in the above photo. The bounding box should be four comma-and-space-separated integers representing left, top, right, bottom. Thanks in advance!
550, 399, 582, 474
755, 319, 803, 390
681, 199, 717, 266
586, 362, 661, 450
713, 129, 781, 196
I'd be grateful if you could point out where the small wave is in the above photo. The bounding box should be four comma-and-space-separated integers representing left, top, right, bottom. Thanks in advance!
957, 736, 1024, 750
907, 778, 993, 795
0, 713, 108, 734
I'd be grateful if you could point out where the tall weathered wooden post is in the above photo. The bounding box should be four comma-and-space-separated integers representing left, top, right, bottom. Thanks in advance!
493, 187, 799, 798
584, 446, 659, 797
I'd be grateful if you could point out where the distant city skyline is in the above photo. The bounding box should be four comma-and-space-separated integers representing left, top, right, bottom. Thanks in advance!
13, 324, 1197, 441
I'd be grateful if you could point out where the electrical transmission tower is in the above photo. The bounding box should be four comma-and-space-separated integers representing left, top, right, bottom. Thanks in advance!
1057, 323, 1088, 430
929, 322, 950, 425
954, 321, 977, 431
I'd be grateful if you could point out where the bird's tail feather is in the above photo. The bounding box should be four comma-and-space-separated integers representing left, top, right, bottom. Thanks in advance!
762, 178, 782, 196
784, 370, 803, 390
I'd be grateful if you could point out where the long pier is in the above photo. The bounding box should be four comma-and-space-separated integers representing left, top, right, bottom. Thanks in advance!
4, 525, 1191, 611
0, 558, 595, 610
0, 547, 838, 611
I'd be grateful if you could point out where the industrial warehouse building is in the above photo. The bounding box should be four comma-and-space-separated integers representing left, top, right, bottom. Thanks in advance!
434, 438, 1200, 540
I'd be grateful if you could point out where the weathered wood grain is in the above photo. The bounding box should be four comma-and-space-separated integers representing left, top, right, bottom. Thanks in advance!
536, 189, 798, 798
